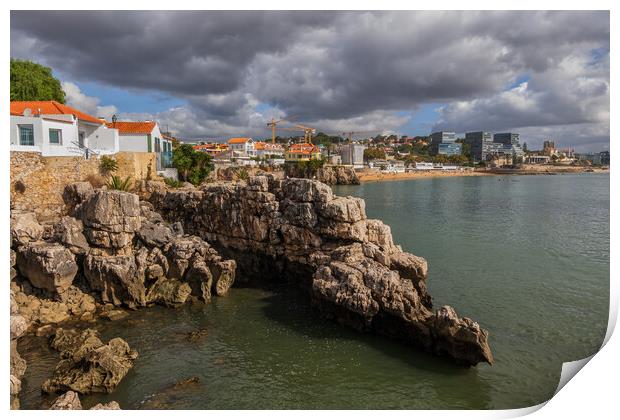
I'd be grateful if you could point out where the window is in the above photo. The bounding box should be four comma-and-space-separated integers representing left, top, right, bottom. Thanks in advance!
49, 129, 62, 145
19, 125, 34, 146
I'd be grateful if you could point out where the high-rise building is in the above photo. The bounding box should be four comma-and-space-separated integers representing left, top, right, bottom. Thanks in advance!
340, 143, 367, 169
494, 133, 525, 157
430, 131, 460, 155
464, 131, 493, 161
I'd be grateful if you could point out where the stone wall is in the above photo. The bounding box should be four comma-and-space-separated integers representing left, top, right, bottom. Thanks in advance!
11, 152, 158, 223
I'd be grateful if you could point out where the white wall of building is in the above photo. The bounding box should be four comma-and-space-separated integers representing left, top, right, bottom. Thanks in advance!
11, 114, 119, 156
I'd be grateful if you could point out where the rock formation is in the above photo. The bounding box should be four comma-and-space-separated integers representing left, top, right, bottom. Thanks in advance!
285, 165, 360, 185
49, 391, 121, 410
149, 176, 493, 366
42, 328, 138, 395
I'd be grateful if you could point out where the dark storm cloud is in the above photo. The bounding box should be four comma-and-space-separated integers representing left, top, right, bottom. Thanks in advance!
11, 10, 609, 146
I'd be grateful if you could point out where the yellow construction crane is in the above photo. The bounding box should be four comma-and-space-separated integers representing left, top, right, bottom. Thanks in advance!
291, 123, 316, 144
266, 116, 298, 144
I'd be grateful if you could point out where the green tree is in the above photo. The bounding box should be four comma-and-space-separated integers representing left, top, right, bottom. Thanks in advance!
172, 144, 214, 185
10, 59, 66, 103
364, 147, 386, 161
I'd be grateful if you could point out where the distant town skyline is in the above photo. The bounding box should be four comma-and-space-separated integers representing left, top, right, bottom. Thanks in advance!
10, 10, 610, 152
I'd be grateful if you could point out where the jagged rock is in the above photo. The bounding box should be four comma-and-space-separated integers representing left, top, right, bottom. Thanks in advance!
209, 259, 236, 297
81, 190, 141, 248
11, 212, 44, 246
59, 286, 97, 317
63, 182, 94, 216
10, 375, 21, 409
149, 177, 493, 366
10, 314, 29, 340
11, 249, 17, 280
50, 391, 83, 410
100, 308, 129, 321
53, 216, 90, 255
146, 277, 192, 307
84, 254, 146, 308
137, 220, 174, 248
42, 328, 138, 394
185, 257, 213, 302
90, 401, 121, 410
430, 306, 494, 366
11, 340, 26, 378
285, 165, 360, 185
16, 242, 78, 295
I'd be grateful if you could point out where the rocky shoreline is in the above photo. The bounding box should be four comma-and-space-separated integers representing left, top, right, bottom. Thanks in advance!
10, 176, 493, 410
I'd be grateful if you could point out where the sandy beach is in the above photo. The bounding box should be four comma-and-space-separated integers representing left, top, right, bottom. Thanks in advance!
357, 170, 491, 183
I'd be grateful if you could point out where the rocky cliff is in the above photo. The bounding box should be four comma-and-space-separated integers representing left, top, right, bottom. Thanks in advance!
147, 176, 493, 366
284, 165, 360, 185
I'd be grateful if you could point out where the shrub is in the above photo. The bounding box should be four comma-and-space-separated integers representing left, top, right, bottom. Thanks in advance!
13, 180, 26, 193
164, 177, 183, 188
106, 175, 133, 191
99, 155, 118, 174
236, 167, 249, 181
172, 144, 214, 185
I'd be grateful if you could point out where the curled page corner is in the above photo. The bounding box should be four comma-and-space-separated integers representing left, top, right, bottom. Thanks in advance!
553, 355, 594, 397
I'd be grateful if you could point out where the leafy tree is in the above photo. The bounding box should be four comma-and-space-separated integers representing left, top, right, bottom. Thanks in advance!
10, 59, 66, 103
172, 144, 214, 185
364, 147, 386, 161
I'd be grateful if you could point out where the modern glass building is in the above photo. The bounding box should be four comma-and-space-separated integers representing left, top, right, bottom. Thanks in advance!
437, 142, 462, 156
494, 132, 525, 157
430, 131, 458, 155
464, 131, 493, 161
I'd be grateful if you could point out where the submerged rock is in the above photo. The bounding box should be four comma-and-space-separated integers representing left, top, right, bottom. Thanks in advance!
42, 328, 138, 395
90, 401, 121, 410
50, 391, 83, 410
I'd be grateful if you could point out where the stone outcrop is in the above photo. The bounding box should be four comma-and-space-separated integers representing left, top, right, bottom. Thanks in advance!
50, 391, 83, 410
150, 176, 493, 366
16, 242, 78, 295
285, 165, 360, 185
42, 328, 138, 395
11, 212, 44, 246
49, 391, 121, 410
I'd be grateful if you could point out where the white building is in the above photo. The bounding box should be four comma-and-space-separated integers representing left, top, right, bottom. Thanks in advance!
106, 121, 173, 171
10, 101, 119, 156
340, 143, 367, 169
227, 137, 255, 156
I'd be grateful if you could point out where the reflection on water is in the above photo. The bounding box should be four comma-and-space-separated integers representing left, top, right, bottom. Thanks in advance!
18, 174, 608, 409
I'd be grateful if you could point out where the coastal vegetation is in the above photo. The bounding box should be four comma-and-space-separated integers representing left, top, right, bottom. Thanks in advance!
106, 175, 133, 191
10, 59, 66, 103
172, 144, 214, 185
99, 156, 118, 175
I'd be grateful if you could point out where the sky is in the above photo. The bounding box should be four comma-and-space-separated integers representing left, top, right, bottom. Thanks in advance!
10, 10, 610, 151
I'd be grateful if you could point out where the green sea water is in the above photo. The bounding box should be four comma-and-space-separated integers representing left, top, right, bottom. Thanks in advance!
18, 173, 609, 409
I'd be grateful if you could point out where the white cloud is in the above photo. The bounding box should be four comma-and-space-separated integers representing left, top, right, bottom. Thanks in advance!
61, 81, 117, 120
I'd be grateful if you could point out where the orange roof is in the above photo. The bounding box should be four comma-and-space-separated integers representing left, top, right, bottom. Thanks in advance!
255, 141, 284, 151
288, 143, 320, 154
193, 143, 227, 150
106, 121, 157, 135
10, 101, 102, 124
228, 137, 252, 144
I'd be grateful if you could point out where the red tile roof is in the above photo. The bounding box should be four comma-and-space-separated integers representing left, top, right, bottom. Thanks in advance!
288, 143, 320, 154
106, 121, 157, 135
228, 137, 252, 144
10, 101, 103, 124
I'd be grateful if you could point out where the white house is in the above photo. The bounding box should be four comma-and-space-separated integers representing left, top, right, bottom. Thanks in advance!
227, 137, 255, 157
106, 121, 173, 171
10, 101, 119, 156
